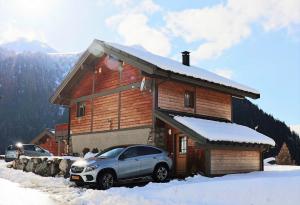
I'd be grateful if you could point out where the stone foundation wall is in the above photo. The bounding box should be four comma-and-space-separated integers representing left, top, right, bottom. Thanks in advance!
7, 157, 76, 178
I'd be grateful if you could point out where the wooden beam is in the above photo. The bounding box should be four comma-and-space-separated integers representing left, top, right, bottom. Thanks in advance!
154, 110, 208, 144
157, 108, 231, 123
70, 81, 150, 104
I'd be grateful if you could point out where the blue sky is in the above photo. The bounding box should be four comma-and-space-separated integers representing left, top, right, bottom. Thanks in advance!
0, 0, 299, 127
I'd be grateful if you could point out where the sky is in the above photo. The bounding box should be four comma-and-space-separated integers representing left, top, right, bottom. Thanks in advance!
0, 0, 299, 127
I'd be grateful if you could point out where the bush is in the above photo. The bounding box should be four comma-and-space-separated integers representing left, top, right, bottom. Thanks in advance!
91, 148, 99, 153
82, 147, 90, 156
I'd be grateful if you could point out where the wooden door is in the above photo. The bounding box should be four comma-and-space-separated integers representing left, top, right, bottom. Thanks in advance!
175, 134, 187, 175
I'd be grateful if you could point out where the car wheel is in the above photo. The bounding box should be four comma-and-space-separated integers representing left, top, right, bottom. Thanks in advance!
97, 172, 114, 190
153, 164, 169, 182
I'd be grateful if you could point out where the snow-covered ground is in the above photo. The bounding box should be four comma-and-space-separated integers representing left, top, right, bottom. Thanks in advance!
0, 161, 300, 205
0, 178, 56, 205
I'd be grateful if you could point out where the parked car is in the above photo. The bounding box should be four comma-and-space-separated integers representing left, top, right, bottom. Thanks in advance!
5, 144, 52, 162
70, 144, 173, 189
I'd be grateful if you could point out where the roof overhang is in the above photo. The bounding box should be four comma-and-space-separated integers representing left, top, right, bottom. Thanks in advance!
30, 129, 55, 144
50, 39, 260, 105
154, 110, 275, 147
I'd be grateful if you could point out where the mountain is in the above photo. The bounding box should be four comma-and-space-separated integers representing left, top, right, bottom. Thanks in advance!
1, 38, 57, 53
0, 41, 79, 154
232, 98, 300, 164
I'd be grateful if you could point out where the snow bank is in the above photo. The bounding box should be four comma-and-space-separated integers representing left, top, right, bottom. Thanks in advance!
84, 152, 98, 159
1, 161, 300, 205
0, 178, 56, 205
264, 157, 276, 165
174, 115, 275, 146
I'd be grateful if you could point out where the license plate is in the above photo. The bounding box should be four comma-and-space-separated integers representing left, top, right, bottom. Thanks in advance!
71, 175, 80, 180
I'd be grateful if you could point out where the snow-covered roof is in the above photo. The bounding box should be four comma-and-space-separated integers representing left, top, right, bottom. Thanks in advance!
51, 39, 260, 105
174, 116, 275, 146
106, 42, 259, 95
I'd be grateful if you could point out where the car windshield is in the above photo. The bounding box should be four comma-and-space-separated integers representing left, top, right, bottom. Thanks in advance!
22, 145, 35, 151
6, 145, 17, 151
97, 147, 125, 158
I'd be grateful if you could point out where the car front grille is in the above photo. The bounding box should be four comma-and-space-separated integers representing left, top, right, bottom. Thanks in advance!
71, 166, 84, 173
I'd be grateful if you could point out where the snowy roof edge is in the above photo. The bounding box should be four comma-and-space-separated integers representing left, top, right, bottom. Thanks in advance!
50, 39, 260, 105
174, 115, 275, 146
103, 40, 260, 97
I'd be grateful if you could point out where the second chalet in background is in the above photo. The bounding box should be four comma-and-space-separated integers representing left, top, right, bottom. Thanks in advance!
51, 39, 275, 176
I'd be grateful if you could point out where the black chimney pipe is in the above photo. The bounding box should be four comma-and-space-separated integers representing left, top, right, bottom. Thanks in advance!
182, 51, 190, 66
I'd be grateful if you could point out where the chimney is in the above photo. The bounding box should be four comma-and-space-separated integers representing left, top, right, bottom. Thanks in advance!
182, 51, 190, 66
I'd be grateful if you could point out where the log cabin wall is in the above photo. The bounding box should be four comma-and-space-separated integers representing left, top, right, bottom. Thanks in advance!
93, 94, 119, 132
196, 87, 231, 120
70, 99, 92, 134
157, 81, 232, 121
209, 149, 261, 175
187, 138, 206, 174
158, 81, 195, 113
69, 56, 153, 136
120, 89, 152, 129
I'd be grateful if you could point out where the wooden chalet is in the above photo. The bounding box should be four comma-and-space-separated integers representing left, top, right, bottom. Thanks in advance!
51, 39, 275, 176
31, 128, 65, 156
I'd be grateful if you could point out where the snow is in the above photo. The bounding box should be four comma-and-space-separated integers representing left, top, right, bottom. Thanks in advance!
0, 38, 57, 53
290, 124, 300, 136
84, 152, 98, 159
264, 157, 276, 165
0, 178, 55, 205
174, 116, 275, 146
0, 161, 300, 204
106, 41, 259, 95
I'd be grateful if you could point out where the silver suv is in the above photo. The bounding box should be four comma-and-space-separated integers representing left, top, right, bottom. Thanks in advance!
70, 144, 173, 189
5, 144, 52, 162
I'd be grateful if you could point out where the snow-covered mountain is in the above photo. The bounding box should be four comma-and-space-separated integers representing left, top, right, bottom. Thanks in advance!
290, 125, 300, 137
0, 40, 79, 153
0, 38, 57, 53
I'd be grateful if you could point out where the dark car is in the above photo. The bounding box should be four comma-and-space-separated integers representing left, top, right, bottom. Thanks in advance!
5, 144, 52, 162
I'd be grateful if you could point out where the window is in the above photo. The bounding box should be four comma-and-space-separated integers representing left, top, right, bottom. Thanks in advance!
23, 145, 35, 151
35, 146, 43, 153
120, 147, 139, 159
137, 146, 162, 156
98, 147, 125, 158
179, 136, 187, 154
76, 101, 86, 117
184, 91, 195, 108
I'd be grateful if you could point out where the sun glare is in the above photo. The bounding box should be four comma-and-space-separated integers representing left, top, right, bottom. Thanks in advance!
14, 0, 53, 16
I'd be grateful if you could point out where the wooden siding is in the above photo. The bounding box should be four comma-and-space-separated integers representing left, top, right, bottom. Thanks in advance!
93, 94, 119, 131
158, 81, 232, 120
187, 138, 206, 174
210, 149, 260, 175
121, 64, 142, 85
69, 58, 152, 135
196, 88, 231, 120
120, 89, 152, 129
158, 81, 194, 113
94, 58, 120, 93
70, 70, 93, 98
70, 99, 92, 134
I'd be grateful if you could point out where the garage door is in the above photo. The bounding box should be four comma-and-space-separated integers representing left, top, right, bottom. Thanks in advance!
210, 149, 261, 175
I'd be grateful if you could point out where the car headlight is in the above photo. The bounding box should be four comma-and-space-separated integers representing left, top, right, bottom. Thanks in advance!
85, 165, 99, 172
